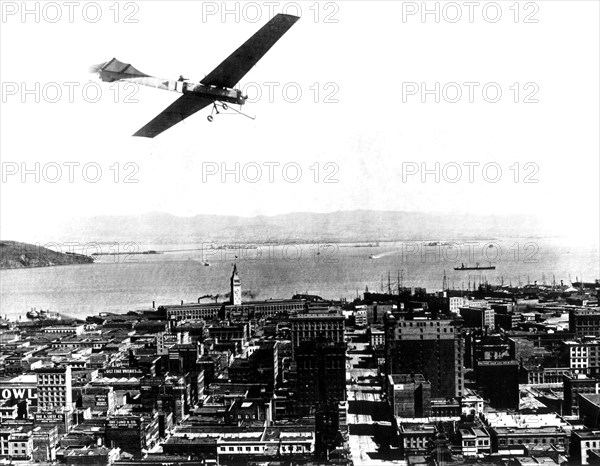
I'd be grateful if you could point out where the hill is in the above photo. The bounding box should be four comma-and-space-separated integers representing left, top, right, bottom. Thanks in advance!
0, 241, 94, 269
49, 210, 549, 245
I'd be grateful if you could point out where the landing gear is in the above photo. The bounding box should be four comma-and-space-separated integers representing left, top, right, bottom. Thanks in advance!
208, 102, 221, 122
207, 100, 256, 122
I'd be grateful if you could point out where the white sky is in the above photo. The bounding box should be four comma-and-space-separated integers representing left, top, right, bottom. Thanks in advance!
1, 1, 599, 241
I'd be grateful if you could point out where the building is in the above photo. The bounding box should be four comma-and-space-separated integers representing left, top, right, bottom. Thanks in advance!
0, 373, 38, 417
156, 331, 190, 355
569, 430, 600, 465
580, 393, 600, 428
295, 338, 346, 455
387, 374, 431, 418
81, 384, 116, 415
399, 423, 436, 454
0, 427, 33, 460
563, 374, 599, 416
464, 331, 511, 368
459, 427, 491, 457
207, 323, 249, 345
290, 313, 345, 358
229, 341, 279, 390
64, 446, 121, 466
164, 303, 222, 321
368, 328, 385, 349
31, 425, 58, 462
354, 309, 367, 327
483, 412, 571, 454
385, 315, 464, 398
570, 308, 600, 338
461, 389, 485, 416
35, 365, 73, 413
562, 339, 600, 377
105, 413, 159, 457
230, 264, 242, 306
476, 360, 520, 410
460, 306, 495, 329
164, 266, 304, 322
449, 297, 467, 314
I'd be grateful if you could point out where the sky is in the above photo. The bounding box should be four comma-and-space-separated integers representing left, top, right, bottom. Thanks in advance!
1, 1, 599, 242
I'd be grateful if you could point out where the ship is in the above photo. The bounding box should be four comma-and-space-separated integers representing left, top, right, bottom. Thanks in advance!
454, 262, 496, 271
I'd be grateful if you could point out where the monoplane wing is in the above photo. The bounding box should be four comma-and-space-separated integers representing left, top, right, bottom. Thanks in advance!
133, 94, 213, 138
200, 13, 299, 89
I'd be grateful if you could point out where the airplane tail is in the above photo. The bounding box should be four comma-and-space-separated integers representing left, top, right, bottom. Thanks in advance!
89, 58, 150, 82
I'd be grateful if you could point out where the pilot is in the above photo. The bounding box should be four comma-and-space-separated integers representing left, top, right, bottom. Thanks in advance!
178, 75, 186, 82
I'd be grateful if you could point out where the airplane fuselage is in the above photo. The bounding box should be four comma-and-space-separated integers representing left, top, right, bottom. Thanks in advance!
102, 73, 246, 106
183, 82, 246, 106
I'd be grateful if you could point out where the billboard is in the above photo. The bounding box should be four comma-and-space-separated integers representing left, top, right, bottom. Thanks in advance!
0, 387, 37, 400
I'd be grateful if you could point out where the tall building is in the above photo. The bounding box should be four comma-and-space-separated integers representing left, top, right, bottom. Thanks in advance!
459, 306, 495, 330
563, 374, 599, 416
475, 360, 519, 410
230, 264, 242, 306
579, 393, 600, 428
561, 339, 600, 377
570, 308, 600, 338
387, 374, 431, 418
35, 366, 72, 413
229, 341, 279, 390
290, 313, 345, 359
385, 315, 464, 398
295, 338, 346, 456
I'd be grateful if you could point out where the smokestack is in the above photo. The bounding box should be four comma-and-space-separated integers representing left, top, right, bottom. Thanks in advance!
152, 301, 155, 309
181, 300, 183, 306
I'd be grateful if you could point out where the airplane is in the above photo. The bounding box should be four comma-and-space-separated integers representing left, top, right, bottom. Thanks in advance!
91, 13, 299, 138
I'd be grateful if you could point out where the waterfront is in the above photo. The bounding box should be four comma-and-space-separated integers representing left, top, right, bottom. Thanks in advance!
1, 237, 598, 320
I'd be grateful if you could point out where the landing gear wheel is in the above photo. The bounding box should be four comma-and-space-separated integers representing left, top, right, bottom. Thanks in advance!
222, 103, 228, 110
207, 115, 214, 122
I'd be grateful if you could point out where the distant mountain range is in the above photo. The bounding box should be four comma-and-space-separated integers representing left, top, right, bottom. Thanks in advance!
0, 241, 94, 269
41, 210, 550, 245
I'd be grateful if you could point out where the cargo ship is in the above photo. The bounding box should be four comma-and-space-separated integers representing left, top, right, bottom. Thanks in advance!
454, 263, 496, 271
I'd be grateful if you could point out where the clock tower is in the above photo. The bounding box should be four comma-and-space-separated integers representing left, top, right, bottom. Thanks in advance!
230, 263, 242, 306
